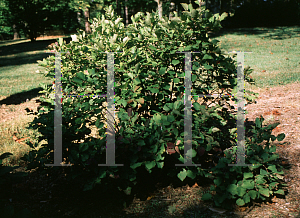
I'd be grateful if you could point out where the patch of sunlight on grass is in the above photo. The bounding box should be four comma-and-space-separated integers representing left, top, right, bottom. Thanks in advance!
212, 26, 300, 89
0, 63, 52, 97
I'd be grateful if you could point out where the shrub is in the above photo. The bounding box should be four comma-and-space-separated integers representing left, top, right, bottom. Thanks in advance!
202, 116, 287, 209
23, 2, 286, 209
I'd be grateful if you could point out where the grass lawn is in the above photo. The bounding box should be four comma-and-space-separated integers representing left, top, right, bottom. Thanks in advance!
212, 26, 300, 88
0, 26, 299, 217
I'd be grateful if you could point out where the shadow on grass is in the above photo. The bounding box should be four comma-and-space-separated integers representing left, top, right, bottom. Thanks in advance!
0, 87, 45, 105
0, 37, 71, 68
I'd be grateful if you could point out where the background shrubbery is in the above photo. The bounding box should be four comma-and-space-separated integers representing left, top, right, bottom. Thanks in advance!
222, 0, 300, 28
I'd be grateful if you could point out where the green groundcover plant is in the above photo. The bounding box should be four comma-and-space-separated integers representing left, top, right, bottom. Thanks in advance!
22, 2, 287, 209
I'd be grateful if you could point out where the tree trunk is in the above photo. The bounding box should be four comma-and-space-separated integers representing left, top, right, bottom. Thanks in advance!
124, 0, 129, 26
29, 30, 37, 42
13, 24, 19, 40
154, 0, 163, 19
116, 0, 121, 17
84, 7, 91, 33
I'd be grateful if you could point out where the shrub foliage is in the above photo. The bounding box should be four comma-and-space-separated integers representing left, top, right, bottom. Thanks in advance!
23, 2, 287, 209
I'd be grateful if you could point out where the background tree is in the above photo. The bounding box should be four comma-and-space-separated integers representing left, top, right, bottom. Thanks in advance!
4, 0, 54, 42
68, 0, 107, 33
0, 0, 13, 40
44, 0, 80, 35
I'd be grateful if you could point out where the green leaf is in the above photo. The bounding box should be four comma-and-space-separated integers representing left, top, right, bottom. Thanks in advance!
158, 93, 164, 100
83, 181, 94, 191
168, 71, 176, 75
163, 83, 170, 90
173, 78, 180, 83
192, 102, 202, 111
181, 3, 189, 11
260, 169, 268, 176
174, 100, 183, 110
131, 46, 137, 53
81, 153, 89, 162
133, 77, 141, 85
135, 63, 141, 73
148, 87, 159, 93
236, 198, 245, 206
202, 193, 212, 200
248, 190, 257, 199
128, 73, 134, 79
153, 114, 162, 125
227, 184, 238, 195
167, 114, 175, 122
237, 186, 246, 197
178, 47, 184, 52
79, 144, 89, 152
88, 68, 95, 75
220, 12, 228, 21
145, 161, 156, 170
95, 119, 104, 129
186, 148, 197, 158
214, 178, 222, 186
73, 77, 83, 85
98, 170, 106, 179
159, 67, 166, 75
203, 54, 213, 60
243, 193, 251, 203
243, 172, 253, 179
186, 169, 196, 179
177, 168, 187, 181
192, 74, 197, 82
149, 45, 156, 50
270, 135, 277, 141
259, 188, 270, 197
241, 180, 255, 189
156, 161, 164, 168
267, 165, 278, 173
255, 117, 262, 128
76, 71, 85, 80
118, 99, 127, 107
130, 162, 143, 169
124, 186, 132, 195
277, 133, 285, 141
137, 139, 145, 147
274, 189, 284, 195
203, 64, 213, 70
172, 60, 180, 65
